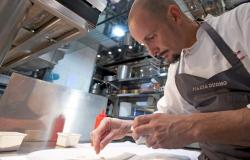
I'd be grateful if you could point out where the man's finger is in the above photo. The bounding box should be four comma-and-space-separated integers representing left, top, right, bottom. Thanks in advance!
91, 118, 111, 154
95, 118, 110, 134
100, 131, 115, 150
152, 143, 160, 149
133, 114, 153, 128
132, 124, 153, 139
146, 135, 157, 148
90, 132, 94, 146
92, 131, 101, 154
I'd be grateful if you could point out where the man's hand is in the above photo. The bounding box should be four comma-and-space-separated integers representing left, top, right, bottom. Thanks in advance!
91, 118, 133, 154
132, 113, 196, 149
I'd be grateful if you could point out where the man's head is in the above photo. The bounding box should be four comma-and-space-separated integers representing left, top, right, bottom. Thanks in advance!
128, 0, 198, 64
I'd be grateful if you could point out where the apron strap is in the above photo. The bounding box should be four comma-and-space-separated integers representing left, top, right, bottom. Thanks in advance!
248, 94, 250, 104
201, 22, 241, 66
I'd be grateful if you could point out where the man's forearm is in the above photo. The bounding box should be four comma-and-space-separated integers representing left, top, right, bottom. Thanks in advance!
123, 120, 134, 136
190, 108, 250, 146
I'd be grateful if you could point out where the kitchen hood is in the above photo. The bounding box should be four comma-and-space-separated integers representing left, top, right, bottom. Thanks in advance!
0, 0, 107, 72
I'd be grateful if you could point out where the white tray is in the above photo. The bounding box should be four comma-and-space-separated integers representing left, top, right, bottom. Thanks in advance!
56, 133, 81, 147
0, 132, 27, 151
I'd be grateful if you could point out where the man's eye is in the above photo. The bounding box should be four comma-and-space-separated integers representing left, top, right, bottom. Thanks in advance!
147, 34, 155, 40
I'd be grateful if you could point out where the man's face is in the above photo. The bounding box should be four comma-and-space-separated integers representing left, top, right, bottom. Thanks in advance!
129, 8, 185, 64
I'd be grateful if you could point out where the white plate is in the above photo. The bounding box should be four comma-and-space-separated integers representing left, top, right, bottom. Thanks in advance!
27, 149, 135, 160
129, 153, 190, 160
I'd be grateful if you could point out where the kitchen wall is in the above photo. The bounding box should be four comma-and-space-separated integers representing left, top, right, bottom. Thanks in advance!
0, 73, 107, 142
52, 43, 97, 93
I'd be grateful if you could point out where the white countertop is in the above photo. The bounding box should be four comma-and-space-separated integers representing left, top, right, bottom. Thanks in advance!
0, 142, 200, 160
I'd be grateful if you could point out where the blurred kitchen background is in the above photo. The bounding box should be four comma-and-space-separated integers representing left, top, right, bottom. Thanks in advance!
0, 0, 248, 143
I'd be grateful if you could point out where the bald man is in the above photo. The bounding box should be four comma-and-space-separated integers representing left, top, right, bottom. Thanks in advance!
91, 0, 250, 159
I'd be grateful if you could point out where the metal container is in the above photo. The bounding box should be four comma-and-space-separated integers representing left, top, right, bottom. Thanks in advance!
91, 83, 101, 94
104, 75, 116, 82
131, 89, 140, 94
117, 65, 131, 80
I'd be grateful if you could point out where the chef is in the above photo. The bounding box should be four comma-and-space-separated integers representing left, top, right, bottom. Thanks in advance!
91, 0, 250, 159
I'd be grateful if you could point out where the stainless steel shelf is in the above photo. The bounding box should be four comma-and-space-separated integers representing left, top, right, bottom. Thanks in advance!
92, 77, 105, 83
117, 76, 154, 83
116, 91, 163, 97
92, 77, 120, 90
115, 74, 167, 83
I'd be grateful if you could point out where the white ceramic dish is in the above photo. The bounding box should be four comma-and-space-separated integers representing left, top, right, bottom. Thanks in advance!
56, 133, 81, 147
0, 132, 27, 151
130, 153, 190, 160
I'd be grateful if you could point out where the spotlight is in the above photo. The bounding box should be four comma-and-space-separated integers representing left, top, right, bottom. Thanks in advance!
108, 51, 112, 55
128, 45, 133, 49
118, 48, 122, 52
112, 26, 125, 37
97, 54, 101, 58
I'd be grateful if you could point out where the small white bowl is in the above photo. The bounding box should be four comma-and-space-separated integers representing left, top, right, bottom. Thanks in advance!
0, 132, 27, 151
56, 133, 81, 147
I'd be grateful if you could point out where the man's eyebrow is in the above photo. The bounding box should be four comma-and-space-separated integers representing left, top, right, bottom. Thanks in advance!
144, 32, 155, 42
143, 33, 151, 43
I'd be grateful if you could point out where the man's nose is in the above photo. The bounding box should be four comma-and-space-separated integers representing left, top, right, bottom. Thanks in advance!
148, 47, 160, 57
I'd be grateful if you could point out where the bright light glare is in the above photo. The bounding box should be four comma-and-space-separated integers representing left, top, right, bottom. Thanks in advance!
112, 26, 125, 37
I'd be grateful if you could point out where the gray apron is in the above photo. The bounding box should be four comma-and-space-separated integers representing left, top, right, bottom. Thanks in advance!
175, 22, 250, 160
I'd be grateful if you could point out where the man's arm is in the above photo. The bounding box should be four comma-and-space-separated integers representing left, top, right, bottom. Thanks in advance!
132, 108, 250, 149
191, 108, 250, 146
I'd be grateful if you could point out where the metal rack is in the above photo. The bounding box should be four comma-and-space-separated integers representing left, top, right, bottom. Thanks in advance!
0, 0, 105, 73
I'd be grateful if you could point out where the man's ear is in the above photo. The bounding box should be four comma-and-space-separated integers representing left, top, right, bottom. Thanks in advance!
167, 5, 182, 25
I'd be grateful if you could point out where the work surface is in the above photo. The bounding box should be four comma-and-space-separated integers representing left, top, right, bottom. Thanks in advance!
0, 142, 200, 160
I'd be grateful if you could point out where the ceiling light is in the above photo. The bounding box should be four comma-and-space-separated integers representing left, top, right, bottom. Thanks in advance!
112, 26, 125, 37
118, 48, 122, 52
128, 45, 133, 49
97, 54, 101, 58
110, 0, 121, 3
108, 51, 112, 55
160, 73, 167, 76
141, 43, 144, 46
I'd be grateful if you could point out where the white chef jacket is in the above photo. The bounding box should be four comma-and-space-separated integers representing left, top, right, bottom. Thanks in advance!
157, 3, 250, 115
